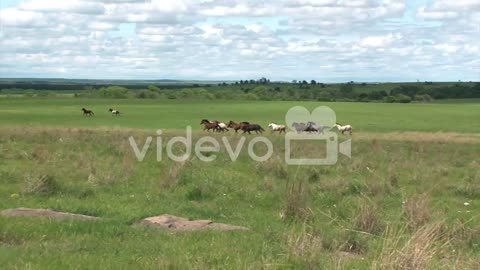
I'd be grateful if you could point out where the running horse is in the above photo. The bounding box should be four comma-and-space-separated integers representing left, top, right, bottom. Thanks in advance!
200, 119, 219, 132
268, 123, 286, 134
242, 123, 265, 134
227, 121, 250, 133
109, 108, 120, 116
82, 108, 94, 116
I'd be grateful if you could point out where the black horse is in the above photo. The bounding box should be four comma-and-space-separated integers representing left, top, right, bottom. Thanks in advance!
82, 108, 94, 116
242, 124, 265, 134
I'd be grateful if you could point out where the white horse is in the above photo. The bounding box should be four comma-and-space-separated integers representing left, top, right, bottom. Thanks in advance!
217, 122, 229, 132
335, 123, 352, 135
268, 123, 286, 134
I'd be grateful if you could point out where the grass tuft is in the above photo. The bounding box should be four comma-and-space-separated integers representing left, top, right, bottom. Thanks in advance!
23, 174, 60, 196
354, 199, 385, 235
372, 223, 444, 270
283, 180, 313, 222
402, 194, 431, 230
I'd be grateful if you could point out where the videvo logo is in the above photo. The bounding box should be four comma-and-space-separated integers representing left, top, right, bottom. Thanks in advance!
128, 106, 351, 166
284, 106, 351, 165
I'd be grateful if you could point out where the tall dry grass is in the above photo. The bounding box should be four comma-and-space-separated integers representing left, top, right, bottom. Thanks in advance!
372, 222, 445, 270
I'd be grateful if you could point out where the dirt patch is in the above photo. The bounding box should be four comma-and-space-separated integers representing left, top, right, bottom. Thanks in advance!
0, 235, 25, 246
0, 208, 100, 221
137, 214, 249, 231
355, 132, 480, 144
336, 251, 364, 259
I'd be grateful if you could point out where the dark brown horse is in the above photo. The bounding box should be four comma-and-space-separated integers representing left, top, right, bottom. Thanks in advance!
227, 121, 250, 133
200, 119, 219, 132
82, 108, 94, 116
242, 124, 265, 134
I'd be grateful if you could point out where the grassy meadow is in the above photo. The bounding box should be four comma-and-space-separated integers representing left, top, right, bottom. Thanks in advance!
0, 98, 479, 132
0, 97, 479, 269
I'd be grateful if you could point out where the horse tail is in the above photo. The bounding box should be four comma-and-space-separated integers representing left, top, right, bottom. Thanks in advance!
260, 127, 265, 131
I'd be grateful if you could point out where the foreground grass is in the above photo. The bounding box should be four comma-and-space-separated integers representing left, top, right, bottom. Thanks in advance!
0, 98, 479, 133
0, 127, 479, 269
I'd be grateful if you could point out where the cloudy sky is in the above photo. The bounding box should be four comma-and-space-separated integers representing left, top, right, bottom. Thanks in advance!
0, 0, 479, 82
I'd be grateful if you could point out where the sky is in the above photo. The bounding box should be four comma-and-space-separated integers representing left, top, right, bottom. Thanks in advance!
0, 0, 479, 82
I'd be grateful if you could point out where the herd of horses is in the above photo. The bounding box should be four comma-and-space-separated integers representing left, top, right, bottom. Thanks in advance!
200, 120, 266, 134
201, 119, 353, 135
81, 107, 352, 135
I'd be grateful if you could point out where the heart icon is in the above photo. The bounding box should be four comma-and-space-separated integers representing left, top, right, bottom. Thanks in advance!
285, 106, 336, 131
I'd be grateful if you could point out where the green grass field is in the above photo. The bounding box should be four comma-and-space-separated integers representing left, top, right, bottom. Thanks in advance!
0, 98, 479, 133
0, 98, 479, 269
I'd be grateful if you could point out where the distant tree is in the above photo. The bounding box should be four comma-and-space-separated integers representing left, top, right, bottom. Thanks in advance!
302, 80, 308, 84
357, 92, 369, 102
310, 80, 317, 85
258, 77, 268, 84
340, 84, 354, 96
148, 85, 160, 92
292, 80, 297, 84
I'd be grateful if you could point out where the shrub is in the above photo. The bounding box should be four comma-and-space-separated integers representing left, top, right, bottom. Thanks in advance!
136, 90, 159, 99
385, 94, 412, 103
97, 86, 131, 98
395, 94, 412, 103
414, 94, 433, 102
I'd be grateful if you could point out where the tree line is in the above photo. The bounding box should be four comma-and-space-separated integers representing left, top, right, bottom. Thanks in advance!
1, 79, 479, 103
71, 82, 480, 103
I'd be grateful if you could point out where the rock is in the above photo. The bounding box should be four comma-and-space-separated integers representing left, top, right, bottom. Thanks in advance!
137, 214, 248, 231
0, 208, 100, 221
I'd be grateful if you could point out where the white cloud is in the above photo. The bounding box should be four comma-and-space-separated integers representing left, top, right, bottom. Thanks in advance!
358, 33, 402, 48
417, 7, 458, 20
0, 8, 49, 27
19, 0, 104, 14
0, 0, 478, 81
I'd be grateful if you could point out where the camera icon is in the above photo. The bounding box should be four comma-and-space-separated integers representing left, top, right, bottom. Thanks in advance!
284, 106, 352, 166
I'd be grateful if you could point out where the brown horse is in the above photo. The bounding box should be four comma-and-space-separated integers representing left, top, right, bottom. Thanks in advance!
201, 119, 219, 132
227, 121, 250, 133
82, 108, 94, 116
